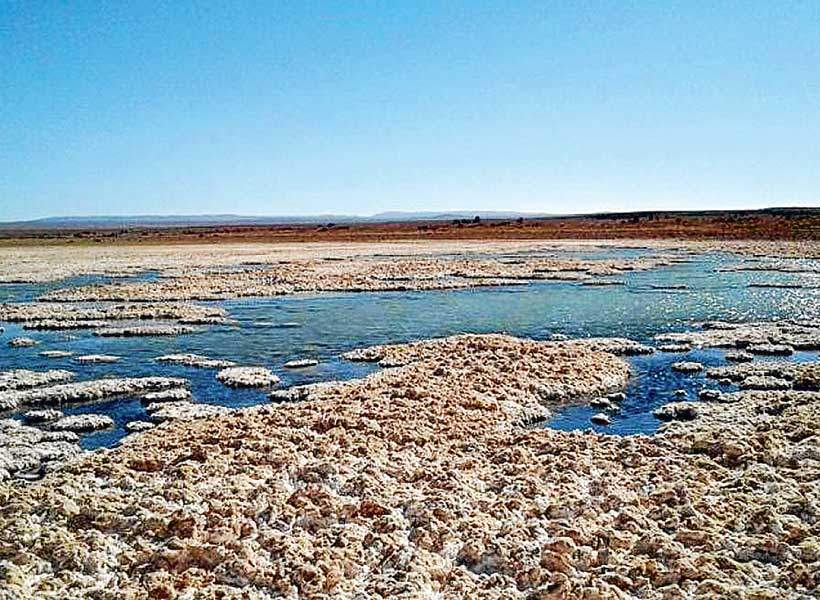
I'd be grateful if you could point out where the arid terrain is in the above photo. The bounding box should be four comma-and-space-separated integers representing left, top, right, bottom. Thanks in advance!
0, 234, 819, 599
2, 208, 819, 247
4, 0, 819, 595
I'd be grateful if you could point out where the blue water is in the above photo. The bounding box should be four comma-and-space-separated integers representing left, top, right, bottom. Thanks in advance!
1, 251, 819, 448
0, 270, 161, 303
549, 348, 820, 435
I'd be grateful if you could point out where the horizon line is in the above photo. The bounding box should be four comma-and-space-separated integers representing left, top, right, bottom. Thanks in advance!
2, 206, 818, 228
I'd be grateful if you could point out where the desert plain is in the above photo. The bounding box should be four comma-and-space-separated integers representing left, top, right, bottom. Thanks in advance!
0, 227, 819, 599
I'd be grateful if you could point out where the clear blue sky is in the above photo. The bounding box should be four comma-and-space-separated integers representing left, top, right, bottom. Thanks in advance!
1, 1, 818, 220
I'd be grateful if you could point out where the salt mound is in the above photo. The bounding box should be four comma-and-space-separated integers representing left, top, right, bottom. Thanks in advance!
0, 376, 186, 411
216, 367, 280, 388
148, 401, 230, 422
51, 414, 114, 432
39, 350, 74, 358
156, 353, 236, 369
283, 358, 319, 369
75, 354, 120, 364
671, 361, 703, 374
94, 325, 195, 337
0, 369, 74, 391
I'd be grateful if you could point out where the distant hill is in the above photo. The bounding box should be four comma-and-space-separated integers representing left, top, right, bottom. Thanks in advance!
1, 214, 354, 229
1, 207, 818, 243
369, 211, 551, 222
0, 211, 550, 230
2, 207, 817, 231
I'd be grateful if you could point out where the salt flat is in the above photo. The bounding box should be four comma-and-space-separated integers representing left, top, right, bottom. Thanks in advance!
0, 239, 818, 598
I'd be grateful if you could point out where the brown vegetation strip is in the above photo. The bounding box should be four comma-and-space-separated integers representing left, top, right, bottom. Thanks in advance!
2, 210, 820, 246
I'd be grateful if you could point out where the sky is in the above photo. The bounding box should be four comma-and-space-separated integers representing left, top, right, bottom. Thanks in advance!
1, 1, 819, 221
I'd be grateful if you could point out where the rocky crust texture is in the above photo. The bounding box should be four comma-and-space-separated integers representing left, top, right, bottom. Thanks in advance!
215, 367, 280, 388
142, 388, 192, 403
74, 354, 121, 364
93, 325, 196, 337
146, 401, 230, 423
655, 319, 820, 351
0, 419, 82, 482
155, 354, 237, 369
656, 390, 819, 592
0, 369, 74, 391
705, 360, 820, 392
0, 302, 227, 331
34, 253, 677, 303
50, 414, 115, 432
1, 334, 816, 597
0, 239, 814, 288
0, 377, 186, 411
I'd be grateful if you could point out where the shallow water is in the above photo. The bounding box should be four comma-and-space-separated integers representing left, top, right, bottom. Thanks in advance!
549, 348, 820, 435
0, 270, 161, 303
1, 251, 819, 448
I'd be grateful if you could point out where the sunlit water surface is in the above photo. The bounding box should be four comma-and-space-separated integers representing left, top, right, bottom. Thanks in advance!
1, 251, 819, 448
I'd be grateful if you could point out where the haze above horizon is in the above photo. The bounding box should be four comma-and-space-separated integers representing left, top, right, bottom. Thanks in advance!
2, 2, 819, 221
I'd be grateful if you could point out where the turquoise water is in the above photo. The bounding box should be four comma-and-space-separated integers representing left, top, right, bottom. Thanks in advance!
0, 270, 161, 303
1, 251, 819, 448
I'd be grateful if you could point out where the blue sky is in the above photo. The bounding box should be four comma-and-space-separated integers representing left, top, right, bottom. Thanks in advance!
1, 1, 818, 220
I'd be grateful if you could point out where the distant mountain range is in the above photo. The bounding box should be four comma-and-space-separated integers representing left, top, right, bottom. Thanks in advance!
0, 211, 551, 229
1, 207, 817, 230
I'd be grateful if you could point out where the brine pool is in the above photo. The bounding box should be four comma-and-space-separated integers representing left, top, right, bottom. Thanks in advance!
2, 251, 820, 449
